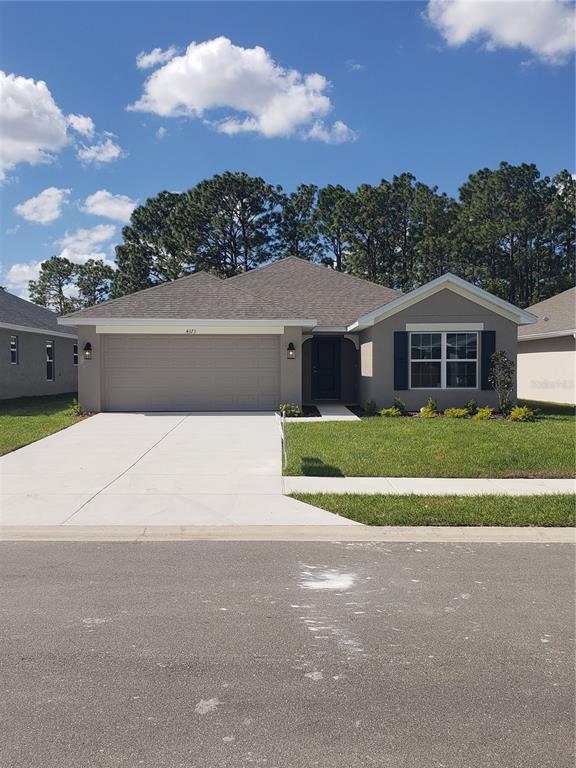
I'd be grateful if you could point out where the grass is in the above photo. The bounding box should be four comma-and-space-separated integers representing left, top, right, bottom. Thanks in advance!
291, 493, 576, 527
518, 399, 576, 417
0, 393, 84, 456
285, 414, 575, 478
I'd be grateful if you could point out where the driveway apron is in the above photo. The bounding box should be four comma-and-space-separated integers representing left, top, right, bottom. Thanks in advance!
0, 412, 355, 526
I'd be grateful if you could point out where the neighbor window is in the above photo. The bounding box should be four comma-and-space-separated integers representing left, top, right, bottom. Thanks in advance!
410, 332, 478, 389
73, 343, 78, 366
10, 335, 18, 365
46, 341, 55, 381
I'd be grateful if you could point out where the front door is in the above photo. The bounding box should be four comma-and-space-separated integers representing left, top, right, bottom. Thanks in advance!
312, 337, 341, 400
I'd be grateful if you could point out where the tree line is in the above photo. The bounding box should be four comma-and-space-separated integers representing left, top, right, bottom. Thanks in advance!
29, 162, 574, 313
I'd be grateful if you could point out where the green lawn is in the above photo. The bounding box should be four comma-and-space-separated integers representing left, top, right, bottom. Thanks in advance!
518, 399, 576, 416
291, 493, 576, 527
285, 415, 575, 478
0, 393, 84, 456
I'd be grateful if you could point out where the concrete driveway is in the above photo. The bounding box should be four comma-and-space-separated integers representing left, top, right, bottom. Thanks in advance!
0, 413, 355, 526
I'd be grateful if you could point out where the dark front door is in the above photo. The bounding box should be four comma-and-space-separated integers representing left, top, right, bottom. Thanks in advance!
312, 337, 341, 400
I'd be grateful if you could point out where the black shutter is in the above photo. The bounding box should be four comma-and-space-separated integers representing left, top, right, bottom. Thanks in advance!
394, 331, 409, 390
481, 330, 496, 390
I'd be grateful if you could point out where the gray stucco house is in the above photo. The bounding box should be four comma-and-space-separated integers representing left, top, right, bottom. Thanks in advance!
517, 287, 575, 405
59, 258, 536, 413
1, 289, 78, 400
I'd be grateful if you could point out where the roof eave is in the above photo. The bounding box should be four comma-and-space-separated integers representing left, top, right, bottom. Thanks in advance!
519, 329, 576, 341
58, 317, 318, 328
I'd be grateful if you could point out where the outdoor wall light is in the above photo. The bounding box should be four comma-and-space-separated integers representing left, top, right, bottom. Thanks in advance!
83, 342, 93, 360
287, 342, 296, 360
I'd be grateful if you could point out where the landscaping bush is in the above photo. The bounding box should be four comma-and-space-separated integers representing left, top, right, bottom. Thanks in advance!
444, 408, 469, 418
67, 398, 83, 416
489, 351, 515, 414
380, 407, 403, 417
392, 397, 407, 415
508, 405, 537, 422
465, 399, 478, 416
279, 403, 302, 417
420, 396, 438, 418
473, 406, 494, 420
365, 400, 378, 416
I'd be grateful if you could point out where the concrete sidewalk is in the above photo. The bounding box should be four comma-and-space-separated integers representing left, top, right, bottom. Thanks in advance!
284, 476, 576, 495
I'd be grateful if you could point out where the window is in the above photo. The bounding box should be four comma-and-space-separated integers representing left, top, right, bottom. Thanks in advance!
46, 341, 55, 381
73, 343, 78, 366
10, 335, 18, 365
410, 332, 478, 389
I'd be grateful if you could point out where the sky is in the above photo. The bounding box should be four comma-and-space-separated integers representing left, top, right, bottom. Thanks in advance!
1, 0, 574, 298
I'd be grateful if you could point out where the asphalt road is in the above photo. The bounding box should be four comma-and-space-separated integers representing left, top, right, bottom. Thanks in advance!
1, 541, 574, 768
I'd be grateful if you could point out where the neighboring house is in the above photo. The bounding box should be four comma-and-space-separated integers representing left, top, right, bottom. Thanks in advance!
1, 289, 78, 400
517, 287, 576, 405
58, 257, 536, 413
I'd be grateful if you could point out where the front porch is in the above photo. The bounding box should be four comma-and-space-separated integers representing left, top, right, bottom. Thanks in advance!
301, 334, 359, 406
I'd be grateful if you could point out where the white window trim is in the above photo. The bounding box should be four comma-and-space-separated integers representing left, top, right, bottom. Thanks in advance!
46, 340, 55, 382
409, 331, 479, 391
10, 335, 18, 365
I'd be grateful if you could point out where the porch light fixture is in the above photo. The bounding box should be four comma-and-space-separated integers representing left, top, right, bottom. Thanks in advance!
83, 342, 93, 360
287, 342, 296, 359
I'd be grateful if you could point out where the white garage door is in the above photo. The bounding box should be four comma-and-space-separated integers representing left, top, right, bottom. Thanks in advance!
102, 334, 280, 411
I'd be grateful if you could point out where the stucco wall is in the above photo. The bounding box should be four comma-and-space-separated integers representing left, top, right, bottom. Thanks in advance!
0, 328, 77, 400
517, 335, 575, 404
358, 288, 518, 410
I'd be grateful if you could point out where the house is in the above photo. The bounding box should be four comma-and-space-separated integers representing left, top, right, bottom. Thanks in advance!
1, 289, 78, 400
58, 257, 536, 413
517, 287, 576, 405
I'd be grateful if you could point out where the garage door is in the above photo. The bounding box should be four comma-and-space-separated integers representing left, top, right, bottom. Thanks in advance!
102, 334, 280, 411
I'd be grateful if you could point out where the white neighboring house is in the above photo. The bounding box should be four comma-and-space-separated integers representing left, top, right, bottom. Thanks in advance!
517, 287, 576, 405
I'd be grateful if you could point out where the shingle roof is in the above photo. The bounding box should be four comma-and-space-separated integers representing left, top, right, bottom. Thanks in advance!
61, 257, 401, 326
228, 257, 401, 326
0, 289, 76, 336
518, 287, 576, 338
61, 270, 306, 321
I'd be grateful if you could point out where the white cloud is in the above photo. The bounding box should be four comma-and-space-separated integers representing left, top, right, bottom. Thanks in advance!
136, 46, 178, 69
81, 189, 136, 223
67, 113, 95, 137
4, 260, 43, 298
129, 36, 356, 143
346, 59, 366, 72
0, 71, 70, 181
77, 137, 123, 165
156, 126, 167, 140
14, 187, 71, 224
426, 0, 576, 64
305, 120, 358, 144
55, 224, 117, 266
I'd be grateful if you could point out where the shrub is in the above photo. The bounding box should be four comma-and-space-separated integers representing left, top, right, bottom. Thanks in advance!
279, 403, 302, 417
418, 396, 438, 417
444, 408, 469, 418
465, 399, 478, 416
508, 405, 537, 422
473, 406, 494, 420
67, 398, 83, 416
365, 400, 378, 416
380, 407, 403, 417
489, 351, 515, 414
392, 396, 407, 415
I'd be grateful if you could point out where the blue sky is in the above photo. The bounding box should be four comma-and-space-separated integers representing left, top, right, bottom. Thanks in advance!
1, 0, 574, 297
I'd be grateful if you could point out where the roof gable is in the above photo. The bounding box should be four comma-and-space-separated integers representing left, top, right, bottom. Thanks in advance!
349, 273, 538, 329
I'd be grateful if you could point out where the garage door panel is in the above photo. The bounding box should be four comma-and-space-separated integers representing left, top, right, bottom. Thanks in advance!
103, 335, 280, 411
